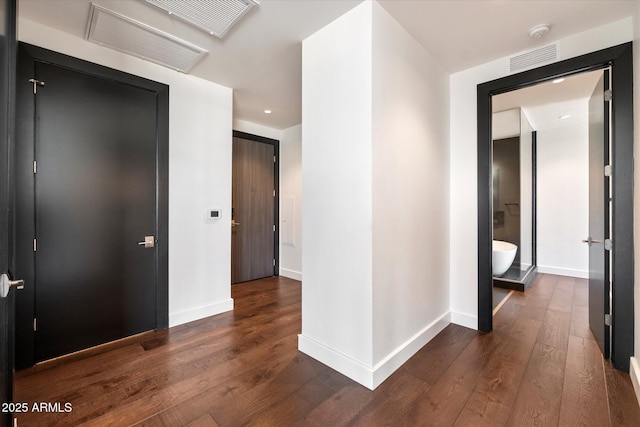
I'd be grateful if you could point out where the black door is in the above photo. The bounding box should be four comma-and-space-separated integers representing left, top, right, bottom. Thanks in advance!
587, 70, 610, 357
0, 0, 16, 426
23, 61, 158, 362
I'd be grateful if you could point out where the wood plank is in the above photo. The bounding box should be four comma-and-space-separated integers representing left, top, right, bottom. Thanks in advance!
604, 360, 640, 426
558, 336, 609, 426
548, 276, 575, 313
386, 333, 501, 426
537, 309, 571, 350
454, 317, 541, 426
506, 343, 566, 426
569, 305, 595, 341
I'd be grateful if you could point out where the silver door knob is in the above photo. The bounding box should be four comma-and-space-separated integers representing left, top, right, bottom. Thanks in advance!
1, 273, 24, 298
137, 236, 155, 248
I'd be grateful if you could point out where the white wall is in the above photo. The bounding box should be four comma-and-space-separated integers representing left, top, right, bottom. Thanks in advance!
300, 1, 450, 390
450, 18, 633, 329
19, 18, 235, 327
371, 1, 450, 372
299, 1, 375, 380
233, 119, 282, 141
536, 121, 589, 278
631, 0, 640, 407
279, 125, 302, 280
520, 110, 533, 268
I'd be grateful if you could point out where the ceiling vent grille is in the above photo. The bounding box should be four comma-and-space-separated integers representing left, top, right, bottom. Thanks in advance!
509, 43, 560, 73
86, 3, 208, 73
144, 0, 259, 39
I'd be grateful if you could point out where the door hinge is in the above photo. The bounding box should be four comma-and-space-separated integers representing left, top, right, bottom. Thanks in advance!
605, 239, 612, 251
33, 160, 37, 174
273, 224, 276, 232
604, 313, 611, 326
33, 238, 37, 252
604, 165, 612, 177
604, 89, 612, 102
273, 259, 276, 266
273, 155, 276, 163
33, 318, 37, 331
273, 190, 276, 197
28, 78, 45, 94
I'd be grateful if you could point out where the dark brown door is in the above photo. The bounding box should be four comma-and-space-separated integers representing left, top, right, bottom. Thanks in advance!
231, 136, 275, 284
0, 1, 15, 425
18, 60, 158, 363
587, 70, 610, 358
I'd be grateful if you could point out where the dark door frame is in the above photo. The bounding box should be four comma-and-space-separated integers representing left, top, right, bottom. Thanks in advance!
0, 0, 17, 425
477, 42, 633, 371
14, 43, 169, 368
232, 130, 280, 276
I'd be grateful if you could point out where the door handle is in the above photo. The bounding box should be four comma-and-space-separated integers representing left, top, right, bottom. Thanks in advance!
231, 220, 240, 227
1, 273, 24, 298
137, 236, 155, 248
582, 237, 603, 246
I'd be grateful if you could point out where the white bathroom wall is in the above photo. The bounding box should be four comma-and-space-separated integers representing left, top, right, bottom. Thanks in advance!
519, 110, 533, 268
450, 18, 633, 329
630, 0, 640, 405
19, 18, 235, 327
279, 125, 302, 280
299, 1, 375, 380
536, 120, 589, 278
370, 0, 450, 380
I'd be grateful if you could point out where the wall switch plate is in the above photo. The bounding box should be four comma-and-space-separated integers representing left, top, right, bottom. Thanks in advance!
206, 208, 221, 222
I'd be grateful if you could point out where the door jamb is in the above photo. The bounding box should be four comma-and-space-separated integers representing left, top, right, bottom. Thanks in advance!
232, 130, 280, 276
477, 42, 633, 371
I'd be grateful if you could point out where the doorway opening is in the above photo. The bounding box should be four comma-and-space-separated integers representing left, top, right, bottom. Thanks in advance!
477, 43, 633, 371
231, 131, 279, 284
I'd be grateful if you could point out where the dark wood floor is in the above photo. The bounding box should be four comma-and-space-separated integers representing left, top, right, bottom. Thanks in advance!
14, 274, 640, 426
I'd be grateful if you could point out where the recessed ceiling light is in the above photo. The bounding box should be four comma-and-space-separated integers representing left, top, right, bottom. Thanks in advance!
552, 78, 565, 84
559, 114, 571, 119
264, 109, 272, 114
529, 24, 550, 39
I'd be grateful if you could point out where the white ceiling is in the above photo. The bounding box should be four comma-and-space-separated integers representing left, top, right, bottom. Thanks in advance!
493, 69, 603, 131
18, 0, 637, 130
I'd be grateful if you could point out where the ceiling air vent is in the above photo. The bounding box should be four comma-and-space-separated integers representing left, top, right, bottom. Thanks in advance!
144, 0, 259, 39
86, 3, 208, 73
509, 43, 560, 73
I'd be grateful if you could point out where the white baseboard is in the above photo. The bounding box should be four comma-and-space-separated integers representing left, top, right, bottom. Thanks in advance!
630, 357, 640, 408
279, 268, 302, 281
298, 311, 451, 390
169, 298, 234, 327
371, 311, 450, 388
537, 265, 588, 279
450, 310, 478, 330
298, 334, 375, 389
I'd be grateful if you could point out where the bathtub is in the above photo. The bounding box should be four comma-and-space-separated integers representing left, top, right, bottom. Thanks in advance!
492, 240, 517, 277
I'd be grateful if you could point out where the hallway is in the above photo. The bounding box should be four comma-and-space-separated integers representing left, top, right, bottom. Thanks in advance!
14, 274, 640, 426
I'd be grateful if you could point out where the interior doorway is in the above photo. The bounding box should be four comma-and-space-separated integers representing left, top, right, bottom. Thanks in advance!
231, 131, 279, 284
477, 43, 633, 371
